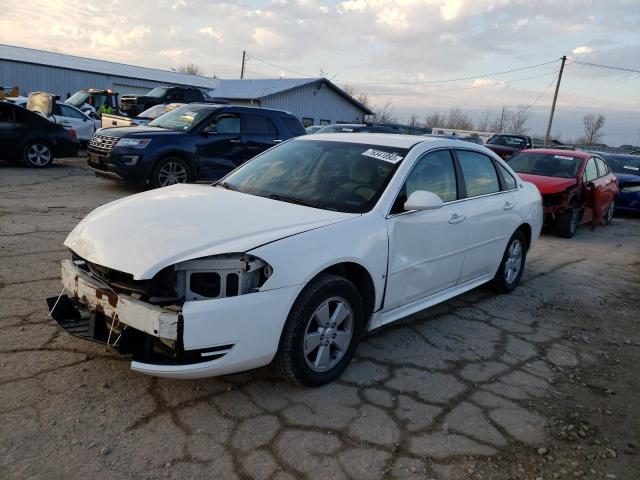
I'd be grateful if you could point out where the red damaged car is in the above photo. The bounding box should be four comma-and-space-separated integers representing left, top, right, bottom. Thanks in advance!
507, 149, 618, 237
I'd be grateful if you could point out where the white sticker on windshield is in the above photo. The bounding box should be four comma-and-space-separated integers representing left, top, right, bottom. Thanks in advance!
623, 165, 639, 171
554, 155, 574, 160
362, 148, 404, 164
341, 128, 354, 132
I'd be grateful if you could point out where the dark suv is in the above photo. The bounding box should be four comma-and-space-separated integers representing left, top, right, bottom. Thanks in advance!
87, 104, 306, 187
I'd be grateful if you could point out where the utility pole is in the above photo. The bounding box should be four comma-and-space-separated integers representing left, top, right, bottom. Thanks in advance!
544, 55, 567, 146
499, 106, 506, 132
240, 50, 246, 79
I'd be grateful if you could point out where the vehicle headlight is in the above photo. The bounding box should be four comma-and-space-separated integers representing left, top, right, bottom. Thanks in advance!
173, 253, 271, 301
621, 184, 640, 193
116, 138, 151, 148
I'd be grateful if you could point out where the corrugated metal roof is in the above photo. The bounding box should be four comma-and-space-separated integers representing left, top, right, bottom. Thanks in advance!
208, 78, 321, 99
0, 44, 220, 89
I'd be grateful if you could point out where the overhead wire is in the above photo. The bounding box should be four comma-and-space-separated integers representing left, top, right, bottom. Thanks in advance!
568, 60, 640, 74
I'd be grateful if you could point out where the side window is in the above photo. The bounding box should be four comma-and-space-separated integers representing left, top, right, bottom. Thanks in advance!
205, 113, 240, 134
183, 89, 201, 102
166, 89, 183, 101
456, 150, 501, 197
242, 114, 277, 135
595, 158, 609, 177
0, 106, 15, 122
391, 150, 457, 214
584, 158, 598, 181
280, 116, 306, 136
60, 105, 86, 119
496, 162, 517, 190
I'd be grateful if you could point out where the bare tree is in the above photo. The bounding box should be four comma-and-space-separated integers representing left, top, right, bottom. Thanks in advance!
505, 105, 530, 135
444, 108, 474, 130
407, 114, 421, 129
172, 63, 204, 76
582, 113, 606, 145
475, 109, 494, 132
424, 111, 445, 130
374, 101, 396, 124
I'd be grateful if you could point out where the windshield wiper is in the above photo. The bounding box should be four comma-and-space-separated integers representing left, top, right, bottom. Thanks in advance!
267, 194, 317, 208
215, 181, 238, 191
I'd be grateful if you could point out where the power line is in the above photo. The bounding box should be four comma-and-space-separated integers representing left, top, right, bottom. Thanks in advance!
362, 70, 559, 96
521, 74, 558, 111
569, 60, 640, 74
246, 52, 560, 86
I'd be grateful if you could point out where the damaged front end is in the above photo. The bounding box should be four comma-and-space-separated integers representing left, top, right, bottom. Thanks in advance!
47, 252, 271, 367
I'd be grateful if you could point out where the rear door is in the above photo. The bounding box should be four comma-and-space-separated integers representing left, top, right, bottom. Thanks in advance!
196, 111, 245, 180
0, 104, 23, 158
595, 157, 616, 213
581, 157, 599, 223
455, 149, 520, 283
240, 112, 281, 161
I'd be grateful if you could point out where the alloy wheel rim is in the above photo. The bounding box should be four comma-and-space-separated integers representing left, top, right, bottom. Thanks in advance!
504, 239, 523, 284
27, 144, 51, 166
158, 161, 187, 186
303, 296, 354, 373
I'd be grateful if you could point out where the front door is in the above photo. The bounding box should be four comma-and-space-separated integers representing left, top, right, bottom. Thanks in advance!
196, 112, 245, 180
58, 104, 94, 141
384, 149, 467, 311
594, 157, 616, 216
454, 149, 519, 283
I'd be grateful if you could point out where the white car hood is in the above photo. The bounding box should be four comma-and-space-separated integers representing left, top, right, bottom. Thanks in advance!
65, 184, 357, 279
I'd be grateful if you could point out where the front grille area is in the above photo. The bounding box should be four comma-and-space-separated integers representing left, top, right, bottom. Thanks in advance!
88, 134, 119, 154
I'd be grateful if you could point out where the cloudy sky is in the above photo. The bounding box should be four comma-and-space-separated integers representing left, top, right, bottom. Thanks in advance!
1, 0, 639, 144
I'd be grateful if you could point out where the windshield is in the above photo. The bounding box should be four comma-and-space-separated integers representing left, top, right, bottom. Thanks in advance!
221, 139, 409, 213
488, 135, 526, 148
603, 155, 640, 174
146, 87, 168, 98
65, 92, 90, 107
147, 104, 212, 131
316, 125, 364, 133
508, 152, 582, 178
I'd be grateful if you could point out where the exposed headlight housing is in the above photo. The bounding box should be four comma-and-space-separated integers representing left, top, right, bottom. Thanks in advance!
174, 253, 271, 301
116, 138, 151, 148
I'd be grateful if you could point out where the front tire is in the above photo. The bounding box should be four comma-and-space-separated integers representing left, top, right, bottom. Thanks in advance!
22, 141, 54, 168
493, 230, 527, 293
274, 274, 364, 386
150, 157, 191, 188
556, 207, 580, 238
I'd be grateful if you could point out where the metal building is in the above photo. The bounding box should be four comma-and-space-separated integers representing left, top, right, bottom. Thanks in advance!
0, 44, 371, 125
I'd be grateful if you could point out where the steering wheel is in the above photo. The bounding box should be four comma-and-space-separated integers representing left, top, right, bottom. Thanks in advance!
351, 185, 373, 199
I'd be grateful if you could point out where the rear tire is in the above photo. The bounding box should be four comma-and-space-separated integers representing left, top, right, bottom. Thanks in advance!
22, 141, 54, 168
556, 207, 580, 238
604, 201, 615, 225
150, 157, 191, 188
493, 230, 527, 293
273, 274, 364, 386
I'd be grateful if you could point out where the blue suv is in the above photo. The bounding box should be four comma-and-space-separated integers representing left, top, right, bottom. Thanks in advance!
87, 104, 306, 187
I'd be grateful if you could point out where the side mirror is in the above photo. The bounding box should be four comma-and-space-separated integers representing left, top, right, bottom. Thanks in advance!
404, 190, 444, 211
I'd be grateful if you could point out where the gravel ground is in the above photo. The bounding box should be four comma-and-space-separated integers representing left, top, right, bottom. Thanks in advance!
1, 156, 639, 480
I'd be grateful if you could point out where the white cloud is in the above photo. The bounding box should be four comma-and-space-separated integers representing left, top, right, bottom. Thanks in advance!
198, 26, 224, 41
572, 46, 593, 55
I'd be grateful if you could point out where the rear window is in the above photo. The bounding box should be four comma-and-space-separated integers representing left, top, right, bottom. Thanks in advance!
456, 150, 500, 197
243, 114, 277, 135
281, 116, 306, 136
508, 152, 582, 178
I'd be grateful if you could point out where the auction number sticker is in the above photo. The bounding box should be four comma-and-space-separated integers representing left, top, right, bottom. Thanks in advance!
362, 148, 404, 164
554, 155, 574, 160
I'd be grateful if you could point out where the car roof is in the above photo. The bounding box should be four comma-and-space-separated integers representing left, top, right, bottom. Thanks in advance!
298, 133, 445, 149
520, 148, 590, 159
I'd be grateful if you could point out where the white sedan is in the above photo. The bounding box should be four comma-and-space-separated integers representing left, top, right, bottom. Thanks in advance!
48, 134, 542, 386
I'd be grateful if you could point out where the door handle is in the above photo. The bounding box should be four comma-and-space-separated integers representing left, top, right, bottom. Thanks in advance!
449, 213, 466, 224
503, 201, 514, 210
229, 138, 241, 143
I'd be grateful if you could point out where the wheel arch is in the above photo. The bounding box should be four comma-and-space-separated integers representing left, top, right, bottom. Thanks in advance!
516, 222, 532, 251
149, 151, 196, 183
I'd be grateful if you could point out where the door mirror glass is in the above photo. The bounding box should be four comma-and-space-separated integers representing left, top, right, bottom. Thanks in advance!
404, 190, 444, 211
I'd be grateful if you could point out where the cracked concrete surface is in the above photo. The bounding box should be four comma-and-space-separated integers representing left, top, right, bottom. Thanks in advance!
1, 157, 639, 479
